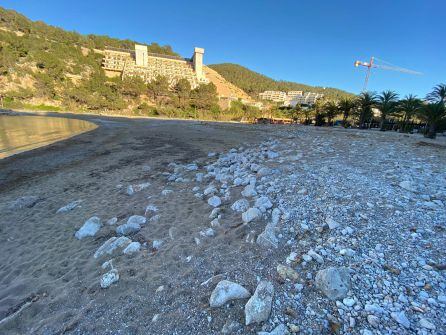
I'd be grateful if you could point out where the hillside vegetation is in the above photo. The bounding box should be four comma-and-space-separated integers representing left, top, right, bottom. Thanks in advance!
208, 63, 353, 99
0, 6, 356, 121
0, 7, 178, 112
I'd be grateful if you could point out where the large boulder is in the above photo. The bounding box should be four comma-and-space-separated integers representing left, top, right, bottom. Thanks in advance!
209, 280, 251, 307
315, 267, 351, 300
75, 216, 102, 240
245, 281, 274, 325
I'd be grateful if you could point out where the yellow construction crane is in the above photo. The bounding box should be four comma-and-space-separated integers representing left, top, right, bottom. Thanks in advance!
354, 56, 422, 91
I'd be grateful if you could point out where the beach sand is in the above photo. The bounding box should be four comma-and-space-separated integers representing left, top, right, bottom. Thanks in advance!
0, 113, 271, 334
1, 113, 445, 334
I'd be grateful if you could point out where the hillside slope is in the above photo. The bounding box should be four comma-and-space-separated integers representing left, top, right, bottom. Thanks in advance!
0, 7, 178, 111
203, 66, 253, 102
208, 63, 352, 99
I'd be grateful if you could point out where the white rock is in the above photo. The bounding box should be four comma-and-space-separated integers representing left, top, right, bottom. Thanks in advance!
8, 196, 39, 209
126, 182, 150, 195
258, 324, 289, 335
315, 267, 351, 300
123, 241, 141, 254
325, 217, 339, 230
231, 198, 250, 212
161, 189, 173, 196
367, 315, 380, 328
209, 207, 221, 219
419, 318, 436, 330
364, 304, 385, 314
200, 228, 215, 237
438, 295, 446, 303
255, 196, 273, 212
94, 236, 131, 259
207, 196, 222, 207
271, 208, 281, 225
343, 297, 356, 307
204, 185, 217, 196
100, 269, 119, 288
339, 248, 355, 257
209, 280, 251, 307
185, 163, 198, 171
233, 177, 243, 186
391, 311, 410, 328
210, 218, 220, 228
152, 240, 163, 250
257, 228, 278, 249
75, 216, 102, 240
101, 260, 112, 270
106, 217, 118, 225
127, 215, 146, 225
308, 249, 324, 264
286, 252, 298, 264
245, 281, 274, 325
266, 151, 279, 159
242, 208, 261, 223
145, 204, 158, 215
302, 254, 312, 262
241, 184, 257, 197
257, 167, 271, 177
116, 222, 141, 235
56, 200, 82, 213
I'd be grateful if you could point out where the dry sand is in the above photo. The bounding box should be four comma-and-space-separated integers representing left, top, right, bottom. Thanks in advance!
0, 113, 272, 334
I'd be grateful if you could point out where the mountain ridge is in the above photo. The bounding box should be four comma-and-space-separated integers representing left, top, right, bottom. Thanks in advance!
208, 63, 353, 100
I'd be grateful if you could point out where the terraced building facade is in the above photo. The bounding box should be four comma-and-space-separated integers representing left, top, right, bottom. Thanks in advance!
102, 44, 209, 88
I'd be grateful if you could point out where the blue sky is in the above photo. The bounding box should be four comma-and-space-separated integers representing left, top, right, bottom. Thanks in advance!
2, 0, 445, 97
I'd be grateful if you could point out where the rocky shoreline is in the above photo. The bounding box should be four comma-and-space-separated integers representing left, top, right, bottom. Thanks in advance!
1, 119, 445, 334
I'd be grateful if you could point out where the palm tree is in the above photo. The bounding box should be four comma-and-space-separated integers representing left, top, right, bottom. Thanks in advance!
325, 100, 339, 126
313, 99, 326, 126
291, 103, 302, 123
417, 102, 445, 139
338, 97, 355, 128
355, 92, 377, 128
376, 90, 399, 131
426, 83, 446, 104
397, 94, 421, 132
301, 107, 312, 125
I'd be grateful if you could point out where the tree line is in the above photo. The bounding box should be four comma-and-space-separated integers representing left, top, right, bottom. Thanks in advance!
281, 84, 446, 139
208, 63, 353, 100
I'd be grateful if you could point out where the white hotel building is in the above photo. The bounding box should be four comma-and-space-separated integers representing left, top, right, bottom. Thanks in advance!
259, 90, 323, 106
